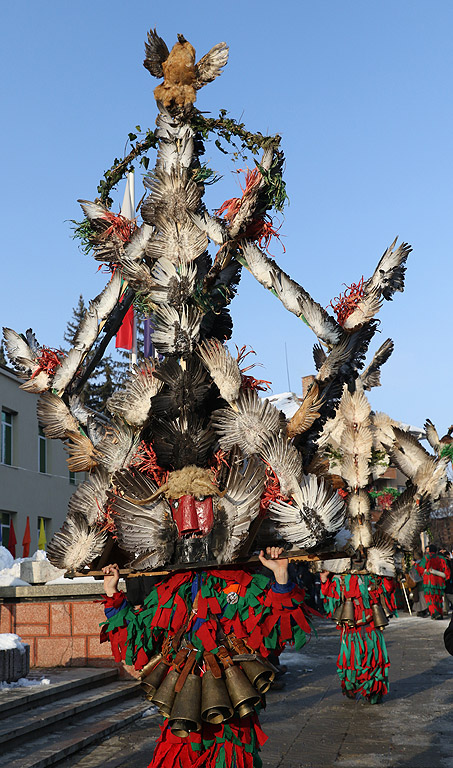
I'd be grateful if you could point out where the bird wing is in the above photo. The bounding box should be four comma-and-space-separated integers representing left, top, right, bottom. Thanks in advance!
287, 381, 324, 438
313, 343, 327, 371
365, 238, 411, 300
212, 453, 265, 562
195, 42, 229, 89
51, 348, 84, 393
108, 472, 175, 568
143, 28, 169, 78
361, 339, 394, 390
391, 427, 432, 480
424, 419, 440, 452
2, 327, 39, 374
197, 339, 242, 404
64, 431, 98, 472
342, 288, 383, 330
37, 392, 79, 439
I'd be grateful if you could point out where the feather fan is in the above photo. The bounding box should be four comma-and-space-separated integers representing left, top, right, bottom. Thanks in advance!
151, 413, 214, 470
268, 474, 345, 549
346, 490, 370, 520
107, 360, 163, 427
108, 471, 176, 567
152, 305, 203, 356
365, 536, 396, 577
94, 420, 140, 474
259, 434, 303, 497
67, 469, 110, 526
152, 357, 210, 417
146, 219, 207, 264
376, 486, 430, 550
149, 257, 197, 310
143, 167, 201, 223
349, 518, 373, 549
211, 389, 281, 456
47, 512, 107, 571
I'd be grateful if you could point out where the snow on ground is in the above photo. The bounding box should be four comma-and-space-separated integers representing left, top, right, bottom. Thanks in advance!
0, 677, 50, 690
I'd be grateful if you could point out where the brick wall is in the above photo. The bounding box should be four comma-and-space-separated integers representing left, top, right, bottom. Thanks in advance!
0, 599, 136, 676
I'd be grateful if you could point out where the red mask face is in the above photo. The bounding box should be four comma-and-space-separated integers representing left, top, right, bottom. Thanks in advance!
170, 495, 214, 536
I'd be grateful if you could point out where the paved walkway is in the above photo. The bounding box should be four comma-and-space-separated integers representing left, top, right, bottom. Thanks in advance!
60, 615, 453, 768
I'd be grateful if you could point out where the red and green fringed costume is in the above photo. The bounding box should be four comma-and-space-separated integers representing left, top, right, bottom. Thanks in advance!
101, 568, 314, 768
321, 573, 395, 703
415, 554, 450, 618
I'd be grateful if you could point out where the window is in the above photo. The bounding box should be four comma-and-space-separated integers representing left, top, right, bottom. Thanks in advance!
69, 471, 76, 485
1, 410, 13, 465
0, 512, 10, 547
38, 425, 47, 473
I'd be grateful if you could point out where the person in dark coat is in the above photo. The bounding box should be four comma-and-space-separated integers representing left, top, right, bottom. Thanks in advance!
444, 615, 453, 655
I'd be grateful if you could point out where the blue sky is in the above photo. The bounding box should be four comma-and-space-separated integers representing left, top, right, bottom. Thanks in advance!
1, 1, 452, 431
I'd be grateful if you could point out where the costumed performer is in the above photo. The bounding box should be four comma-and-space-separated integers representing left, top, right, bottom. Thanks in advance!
101, 545, 314, 768
415, 544, 450, 620
320, 566, 396, 703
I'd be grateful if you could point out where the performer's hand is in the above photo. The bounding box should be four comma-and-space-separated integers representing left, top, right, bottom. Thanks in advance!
102, 563, 120, 597
258, 546, 289, 585
320, 570, 330, 584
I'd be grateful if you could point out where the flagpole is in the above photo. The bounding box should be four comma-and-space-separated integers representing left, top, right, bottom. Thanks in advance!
120, 171, 137, 368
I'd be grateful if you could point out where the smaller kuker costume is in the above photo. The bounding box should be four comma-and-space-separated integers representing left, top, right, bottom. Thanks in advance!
415, 546, 450, 619
321, 563, 396, 703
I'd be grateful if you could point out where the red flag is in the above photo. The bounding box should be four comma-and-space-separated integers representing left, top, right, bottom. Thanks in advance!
22, 516, 31, 558
115, 304, 134, 350
8, 519, 17, 559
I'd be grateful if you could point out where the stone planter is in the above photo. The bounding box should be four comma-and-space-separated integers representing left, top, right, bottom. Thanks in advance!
0, 644, 30, 683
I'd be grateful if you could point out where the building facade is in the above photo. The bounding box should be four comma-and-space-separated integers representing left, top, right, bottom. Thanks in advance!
0, 364, 83, 555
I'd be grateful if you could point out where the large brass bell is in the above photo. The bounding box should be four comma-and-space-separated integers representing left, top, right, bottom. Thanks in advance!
152, 669, 180, 716
169, 673, 202, 737
224, 665, 261, 718
341, 598, 355, 627
371, 602, 389, 628
240, 658, 275, 695
140, 657, 168, 700
332, 602, 344, 623
201, 670, 234, 724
